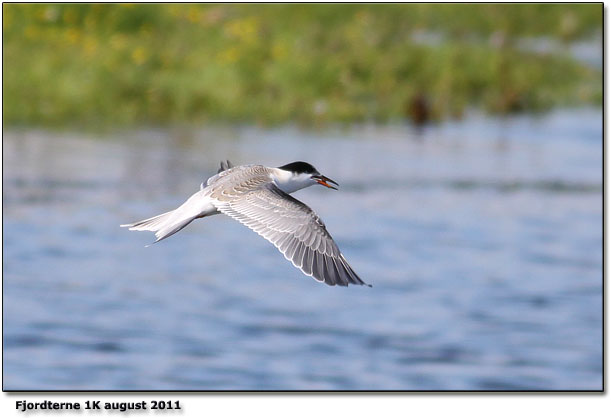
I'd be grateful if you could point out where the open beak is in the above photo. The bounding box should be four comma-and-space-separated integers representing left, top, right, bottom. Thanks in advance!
312, 175, 339, 190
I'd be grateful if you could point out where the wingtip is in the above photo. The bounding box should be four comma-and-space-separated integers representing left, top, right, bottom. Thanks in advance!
145, 238, 162, 248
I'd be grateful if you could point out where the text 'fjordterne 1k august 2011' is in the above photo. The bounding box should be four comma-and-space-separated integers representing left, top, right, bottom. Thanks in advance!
15, 400, 182, 412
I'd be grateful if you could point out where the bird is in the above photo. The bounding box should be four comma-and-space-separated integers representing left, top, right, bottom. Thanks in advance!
121, 160, 370, 287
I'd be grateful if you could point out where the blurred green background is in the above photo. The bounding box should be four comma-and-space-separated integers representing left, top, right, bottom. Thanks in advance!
2, 3, 602, 128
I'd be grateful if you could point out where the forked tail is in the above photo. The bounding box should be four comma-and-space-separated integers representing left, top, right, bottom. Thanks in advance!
121, 210, 198, 245
121, 191, 215, 245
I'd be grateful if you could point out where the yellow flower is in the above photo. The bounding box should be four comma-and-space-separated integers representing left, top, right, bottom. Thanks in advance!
218, 47, 239, 64
83, 37, 98, 57
131, 47, 148, 65
272, 42, 288, 60
24, 25, 38, 40
224, 16, 259, 43
187, 6, 201, 23
65, 28, 80, 44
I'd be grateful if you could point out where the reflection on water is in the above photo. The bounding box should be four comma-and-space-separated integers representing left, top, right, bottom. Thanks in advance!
3, 109, 602, 390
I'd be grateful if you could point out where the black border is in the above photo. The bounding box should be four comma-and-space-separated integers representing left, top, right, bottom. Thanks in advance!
2, 1, 605, 394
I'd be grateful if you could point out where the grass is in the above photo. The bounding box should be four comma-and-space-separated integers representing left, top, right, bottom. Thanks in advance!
2, 4, 602, 129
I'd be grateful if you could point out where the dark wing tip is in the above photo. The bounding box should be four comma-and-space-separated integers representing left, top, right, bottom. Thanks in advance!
218, 160, 234, 173
312, 253, 370, 287
338, 254, 370, 287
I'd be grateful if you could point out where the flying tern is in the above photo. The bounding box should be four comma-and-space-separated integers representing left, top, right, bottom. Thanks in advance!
121, 161, 370, 287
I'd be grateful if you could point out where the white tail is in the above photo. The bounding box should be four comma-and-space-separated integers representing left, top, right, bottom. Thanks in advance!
121, 190, 217, 244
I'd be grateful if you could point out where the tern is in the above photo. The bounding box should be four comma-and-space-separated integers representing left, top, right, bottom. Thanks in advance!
121, 161, 370, 287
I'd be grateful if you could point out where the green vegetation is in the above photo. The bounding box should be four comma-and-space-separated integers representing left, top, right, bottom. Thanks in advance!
2, 4, 602, 128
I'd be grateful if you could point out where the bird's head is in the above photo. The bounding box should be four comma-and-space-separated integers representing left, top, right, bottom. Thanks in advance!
274, 161, 338, 193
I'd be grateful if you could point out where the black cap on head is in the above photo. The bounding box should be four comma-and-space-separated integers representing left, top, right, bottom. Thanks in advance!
278, 161, 318, 175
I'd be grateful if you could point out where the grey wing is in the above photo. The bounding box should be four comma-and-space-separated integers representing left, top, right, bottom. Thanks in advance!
212, 183, 370, 287
203, 162, 235, 189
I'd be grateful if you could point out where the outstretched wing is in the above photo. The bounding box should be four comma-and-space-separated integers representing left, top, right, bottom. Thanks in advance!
210, 183, 369, 287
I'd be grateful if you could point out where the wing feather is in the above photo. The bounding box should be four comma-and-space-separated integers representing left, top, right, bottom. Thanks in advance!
210, 181, 369, 287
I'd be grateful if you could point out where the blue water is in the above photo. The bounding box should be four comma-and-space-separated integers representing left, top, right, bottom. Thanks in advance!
3, 109, 602, 390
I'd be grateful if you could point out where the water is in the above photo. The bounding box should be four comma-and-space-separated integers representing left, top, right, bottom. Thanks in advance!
3, 109, 602, 390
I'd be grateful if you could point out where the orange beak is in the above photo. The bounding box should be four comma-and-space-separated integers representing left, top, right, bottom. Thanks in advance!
313, 175, 338, 190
